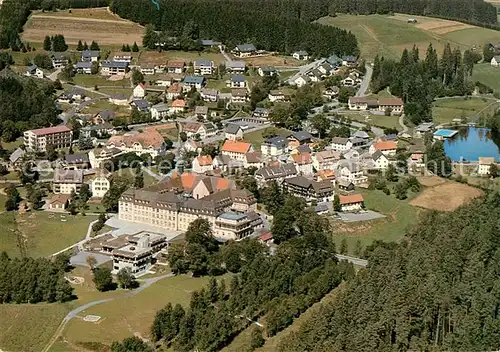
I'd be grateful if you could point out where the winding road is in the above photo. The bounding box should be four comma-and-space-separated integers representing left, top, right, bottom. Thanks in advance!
355, 64, 373, 97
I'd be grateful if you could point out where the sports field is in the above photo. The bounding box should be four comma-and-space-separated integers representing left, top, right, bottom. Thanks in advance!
318, 14, 500, 60
22, 8, 143, 45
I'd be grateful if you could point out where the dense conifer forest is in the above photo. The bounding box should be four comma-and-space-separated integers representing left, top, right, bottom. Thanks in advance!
278, 193, 500, 352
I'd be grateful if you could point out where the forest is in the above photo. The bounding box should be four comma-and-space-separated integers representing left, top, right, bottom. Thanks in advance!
278, 192, 500, 352
371, 43, 480, 124
111, 0, 359, 57
0, 71, 59, 142
328, 0, 498, 28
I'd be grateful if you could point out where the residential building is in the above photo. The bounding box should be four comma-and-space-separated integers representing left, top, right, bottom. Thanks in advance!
316, 169, 336, 184
193, 155, 214, 174
132, 83, 146, 98
113, 53, 132, 62
255, 163, 298, 187
183, 76, 205, 92
88, 147, 123, 168
101, 60, 128, 75
293, 75, 310, 87
226, 60, 246, 73
268, 90, 285, 102
225, 124, 244, 141
282, 176, 334, 203
193, 59, 214, 75
75, 61, 93, 74
258, 66, 278, 77
338, 161, 368, 185
378, 97, 404, 114
130, 99, 150, 112
140, 63, 156, 75
289, 131, 313, 144
169, 99, 186, 115
52, 169, 83, 194
349, 97, 373, 110
221, 140, 254, 161
48, 194, 70, 211
326, 54, 342, 67
167, 60, 185, 74
151, 103, 170, 120
182, 122, 216, 139
230, 75, 246, 88
64, 153, 90, 169
215, 212, 258, 241
244, 152, 263, 169
24, 126, 73, 152
342, 55, 358, 66
51, 53, 69, 68
407, 153, 425, 170
491, 56, 500, 67
200, 88, 219, 102
194, 106, 209, 120
323, 86, 339, 99
90, 171, 110, 198
313, 150, 341, 171
166, 83, 182, 100
233, 43, 257, 58
108, 94, 128, 106
106, 128, 165, 158
26, 65, 44, 78
339, 194, 364, 211
253, 107, 270, 118
369, 140, 397, 157
291, 152, 314, 176
261, 136, 287, 156
292, 50, 309, 60
478, 157, 496, 175
337, 179, 355, 193
414, 122, 435, 137
80, 123, 115, 139
81, 50, 100, 62
231, 88, 248, 104
343, 149, 360, 160
318, 62, 335, 75
9, 148, 25, 169
371, 150, 390, 170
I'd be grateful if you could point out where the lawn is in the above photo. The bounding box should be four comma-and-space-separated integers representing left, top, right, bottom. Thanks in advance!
138, 50, 227, 65
331, 188, 420, 256
112, 167, 158, 187
61, 274, 229, 348
0, 211, 97, 258
1, 137, 23, 151
341, 111, 401, 130
243, 127, 291, 148
432, 96, 497, 124
472, 63, 500, 92
73, 74, 131, 89
318, 14, 500, 61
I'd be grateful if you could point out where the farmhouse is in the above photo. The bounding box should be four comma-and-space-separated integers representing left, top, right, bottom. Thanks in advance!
226, 60, 246, 73
81, 50, 100, 62
194, 106, 209, 120
339, 194, 364, 212
193, 59, 214, 75
378, 97, 404, 114
282, 176, 335, 203
292, 50, 309, 61
101, 61, 128, 75
341, 55, 357, 67
233, 43, 257, 58
139, 63, 156, 75
109, 94, 128, 106
268, 90, 286, 102
167, 60, 185, 74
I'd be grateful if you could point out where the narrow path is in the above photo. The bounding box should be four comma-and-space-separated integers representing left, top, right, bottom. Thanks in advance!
355, 64, 373, 97
50, 219, 99, 257
335, 254, 368, 267
399, 114, 409, 133
41, 273, 174, 352
31, 14, 135, 24
141, 165, 163, 181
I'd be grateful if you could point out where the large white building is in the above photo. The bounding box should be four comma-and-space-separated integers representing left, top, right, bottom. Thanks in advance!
52, 169, 83, 195
24, 126, 73, 152
106, 128, 165, 158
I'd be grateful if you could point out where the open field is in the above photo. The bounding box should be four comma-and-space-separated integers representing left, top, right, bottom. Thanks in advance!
60, 274, 228, 348
318, 14, 500, 60
342, 111, 401, 130
73, 74, 131, 88
0, 211, 97, 257
22, 8, 144, 45
138, 50, 226, 65
410, 178, 483, 211
241, 55, 302, 67
432, 96, 497, 124
243, 127, 291, 148
472, 63, 500, 92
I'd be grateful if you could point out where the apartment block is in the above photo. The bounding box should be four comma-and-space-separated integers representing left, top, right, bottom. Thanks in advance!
24, 125, 73, 152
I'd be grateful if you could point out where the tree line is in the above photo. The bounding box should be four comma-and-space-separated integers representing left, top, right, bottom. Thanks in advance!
278, 192, 500, 352
371, 43, 480, 124
111, 0, 359, 57
328, 0, 498, 28
0, 252, 74, 303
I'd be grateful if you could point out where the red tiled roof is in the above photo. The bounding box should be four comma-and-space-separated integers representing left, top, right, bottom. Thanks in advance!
339, 194, 364, 205
259, 232, 272, 241
196, 155, 213, 166
171, 99, 185, 108
221, 140, 252, 154
167, 60, 185, 68
107, 128, 164, 149
292, 152, 312, 165
167, 83, 182, 93
379, 97, 404, 106
29, 125, 71, 136
373, 141, 397, 151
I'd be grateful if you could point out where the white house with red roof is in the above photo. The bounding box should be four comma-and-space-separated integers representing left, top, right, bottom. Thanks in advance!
221, 140, 254, 161
133, 83, 146, 98
339, 194, 364, 211
369, 140, 397, 157
24, 125, 73, 152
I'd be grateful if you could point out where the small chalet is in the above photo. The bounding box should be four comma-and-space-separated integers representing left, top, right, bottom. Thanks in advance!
292, 50, 309, 61
339, 194, 364, 212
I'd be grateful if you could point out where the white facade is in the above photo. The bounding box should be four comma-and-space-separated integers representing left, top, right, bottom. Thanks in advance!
91, 175, 110, 198
133, 84, 146, 98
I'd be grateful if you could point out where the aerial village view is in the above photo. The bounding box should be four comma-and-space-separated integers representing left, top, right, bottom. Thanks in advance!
0, 0, 499, 351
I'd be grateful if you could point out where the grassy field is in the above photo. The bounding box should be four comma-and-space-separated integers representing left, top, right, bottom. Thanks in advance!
22, 8, 144, 45
0, 211, 97, 257
472, 63, 500, 91
318, 14, 500, 60
331, 188, 420, 255
432, 96, 498, 124
138, 50, 227, 66
243, 127, 291, 148
73, 74, 131, 88
342, 111, 401, 130
1, 137, 23, 151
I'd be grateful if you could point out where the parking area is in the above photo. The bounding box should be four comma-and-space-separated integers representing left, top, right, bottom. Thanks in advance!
338, 210, 386, 222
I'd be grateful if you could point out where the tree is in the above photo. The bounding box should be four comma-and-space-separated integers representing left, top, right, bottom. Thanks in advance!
83, 41, 89, 50
164, 137, 173, 150
353, 239, 362, 257
76, 40, 84, 51
86, 255, 97, 269
131, 69, 144, 85
90, 41, 100, 51
426, 140, 452, 177
92, 267, 114, 292
52, 34, 68, 52
490, 163, 498, 178
385, 164, 398, 182
4, 185, 21, 211
132, 41, 139, 52
310, 114, 331, 139
46, 144, 58, 161
0, 164, 8, 176
53, 79, 63, 90
333, 194, 341, 212
394, 181, 407, 200
250, 327, 265, 350
179, 131, 188, 142
91, 61, 99, 75
340, 238, 348, 254
80, 183, 92, 202
27, 186, 43, 210
33, 53, 53, 69
43, 35, 51, 51
134, 166, 144, 189
142, 24, 158, 49
117, 267, 136, 289
111, 337, 153, 352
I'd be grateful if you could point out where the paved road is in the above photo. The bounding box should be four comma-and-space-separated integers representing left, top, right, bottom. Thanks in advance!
355, 64, 372, 97
42, 273, 175, 352
220, 48, 231, 62
287, 58, 325, 84
335, 254, 368, 267
47, 67, 62, 82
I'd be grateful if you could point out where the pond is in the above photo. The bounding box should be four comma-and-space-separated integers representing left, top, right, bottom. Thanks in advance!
444, 127, 500, 162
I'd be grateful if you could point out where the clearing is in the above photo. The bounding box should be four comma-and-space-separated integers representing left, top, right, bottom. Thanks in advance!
243, 127, 291, 148
472, 63, 500, 92
432, 96, 498, 124
410, 177, 483, 211
138, 50, 226, 66
240, 55, 302, 67
22, 8, 143, 45
318, 14, 500, 60
0, 211, 96, 257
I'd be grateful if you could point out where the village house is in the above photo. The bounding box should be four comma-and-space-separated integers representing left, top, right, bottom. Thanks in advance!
193, 59, 214, 75
9, 148, 25, 169
369, 140, 397, 157
81, 50, 100, 62
194, 106, 209, 120
151, 103, 170, 120
183, 140, 202, 154
221, 140, 254, 161
289, 131, 313, 145
478, 157, 496, 175
47, 194, 71, 211
183, 122, 217, 140
167, 60, 185, 74
155, 74, 182, 87
101, 60, 128, 76
339, 194, 364, 212
166, 83, 183, 100
292, 75, 310, 87
370, 150, 390, 170
169, 99, 186, 115
113, 53, 132, 62
53, 169, 83, 195
90, 171, 111, 198
306, 68, 323, 82
133, 83, 146, 98
130, 99, 150, 113
282, 176, 334, 203
233, 43, 257, 58
343, 149, 360, 160
51, 52, 69, 68
338, 161, 368, 185
226, 60, 246, 73
258, 66, 278, 77
316, 169, 336, 184
225, 124, 244, 141
88, 147, 123, 168
230, 75, 246, 88
93, 110, 115, 124
106, 128, 165, 158
24, 125, 73, 152
261, 136, 287, 156
491, 56, 500, 67
231, 88, 248, 104
312, 150, 341, 171
26, 65, 44, 78
378, 97, 404, 114
200, 88, 219, 102
75, 61, 93, 74
268, 90, 286, 103
323, 86, 339, 99
253, 107, 270, 119
139, 63, 156, 75
290, 152, 314, 176
192, 155, 214, 174
292, 50, 309, 61
318, 62, 335, 76
414, 122, 435, 138
407, 153, 425, 170
254, 163, 298, 187
342, 55, 358, 67
183, 76, 205, 92
348, 97, 375, 111
108, 94, 128, 106
244, 152, 263, 169
80, 123, 115, 139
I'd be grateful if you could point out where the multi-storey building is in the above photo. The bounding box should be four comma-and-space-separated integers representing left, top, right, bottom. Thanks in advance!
24, 126, 73, 152
52, 169, 83, 194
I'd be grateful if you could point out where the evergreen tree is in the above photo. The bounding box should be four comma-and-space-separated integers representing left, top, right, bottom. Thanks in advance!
43, 35, 51, 51
83, 41, 89, 50
76, 40, 84, 51
92, 267, 114, 292
90, 40, 100, 51
132, 41, 139, 52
